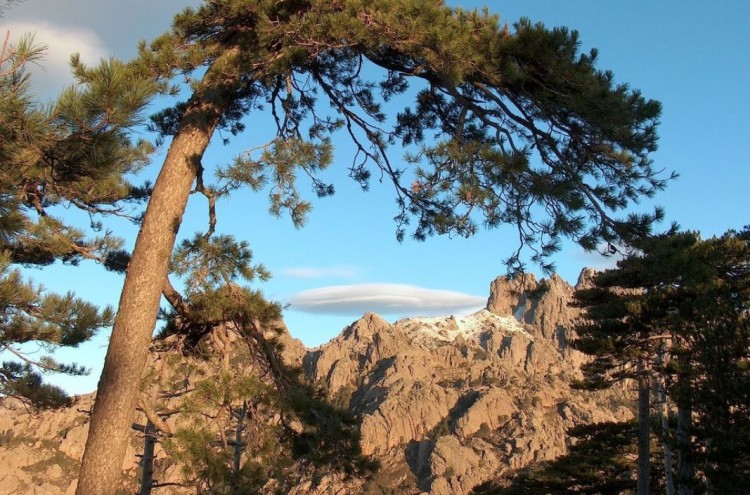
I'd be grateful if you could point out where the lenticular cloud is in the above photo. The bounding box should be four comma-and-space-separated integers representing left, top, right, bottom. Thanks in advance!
288, 284, 486, 316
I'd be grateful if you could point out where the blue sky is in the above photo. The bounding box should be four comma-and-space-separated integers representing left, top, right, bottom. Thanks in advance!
4, 1, 749, 393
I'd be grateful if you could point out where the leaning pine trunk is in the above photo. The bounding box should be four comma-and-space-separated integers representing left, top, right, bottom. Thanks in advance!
76, 52, 238, 495
637, 358, 651, 495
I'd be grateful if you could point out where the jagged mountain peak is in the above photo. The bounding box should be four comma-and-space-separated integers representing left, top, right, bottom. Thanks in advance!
340, 311, 392, 341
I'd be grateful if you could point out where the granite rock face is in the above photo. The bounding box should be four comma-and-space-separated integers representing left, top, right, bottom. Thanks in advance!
300, 276, 630, 494
487, 273, 580, 348
0, 270, 631, 495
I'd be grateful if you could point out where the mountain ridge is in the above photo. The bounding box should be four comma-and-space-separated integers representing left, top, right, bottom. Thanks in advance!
0, 268, 632, 494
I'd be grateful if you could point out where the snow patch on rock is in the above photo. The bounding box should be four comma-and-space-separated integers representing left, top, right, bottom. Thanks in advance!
397, 309, 534, 344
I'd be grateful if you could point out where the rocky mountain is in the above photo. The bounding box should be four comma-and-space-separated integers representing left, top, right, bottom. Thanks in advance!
0, 270, 632, 494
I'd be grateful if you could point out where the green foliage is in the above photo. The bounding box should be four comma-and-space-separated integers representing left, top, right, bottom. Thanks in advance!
0, 252, 113, 407
0, 361, 70, 408
671, 228, 750, 491
162, 241, 281, 342
172, 234, 270, 296
163, 372, 284, 494
1, 39, 155, 229
0, 256, 112, 345
0, 33, 154, 407
82, 1, 674, 490
690, 316, 750, 493
572, 231, 697, 390
137, 0, 669, 275
473, 422, 640, 495
155, 337, 377, 494
283, 383, 379, 478
155, 216, 375, 491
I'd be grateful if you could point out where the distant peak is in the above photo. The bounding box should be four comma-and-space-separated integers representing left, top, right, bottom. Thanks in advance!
342, 312, 392, 340
575, 267, 598, 289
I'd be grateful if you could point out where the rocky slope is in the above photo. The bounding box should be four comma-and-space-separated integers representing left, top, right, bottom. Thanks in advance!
0, 270, 631, 494
0, 322, 309, 495
302, 270, 629, 494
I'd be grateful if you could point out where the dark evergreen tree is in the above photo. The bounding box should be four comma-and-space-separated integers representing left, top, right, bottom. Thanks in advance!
573, 231, 691, 494
153, 351, 376, 494
0, 31, 155, 407
667, 228, 750, 494
472, 421, 642, 495
574, 229, 750, 495
79, 2, 669, 492
575, 233, 704, 495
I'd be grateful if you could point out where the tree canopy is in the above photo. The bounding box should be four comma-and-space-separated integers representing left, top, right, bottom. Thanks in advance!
472, 421, 643, 495
141, 0, 668, 271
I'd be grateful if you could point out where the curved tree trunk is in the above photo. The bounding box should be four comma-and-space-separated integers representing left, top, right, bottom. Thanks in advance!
76, 58, 235, 494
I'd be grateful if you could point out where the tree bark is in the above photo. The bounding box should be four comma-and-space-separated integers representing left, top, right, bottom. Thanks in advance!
657, 344, 675, 495
637, 360, 651, 495
676, 394, 694, 495
660, 393, 675, 495
231, 403, 248, 494
139, 421, 156, 495
76, 55, 235, 494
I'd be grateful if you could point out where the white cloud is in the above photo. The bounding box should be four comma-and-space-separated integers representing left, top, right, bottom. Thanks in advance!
287, 283, 486, 316
280, 265, 359, 279
4, 20, 109, 97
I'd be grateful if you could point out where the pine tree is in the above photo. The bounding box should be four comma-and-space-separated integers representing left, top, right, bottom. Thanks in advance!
573, 232, 690, 495
151, 341, 375, 494
667, 228, 750, 493
0, 30, 156, 407
572, 300, 653, 495
573, 229, 750, 494
78, 1, 669, 492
